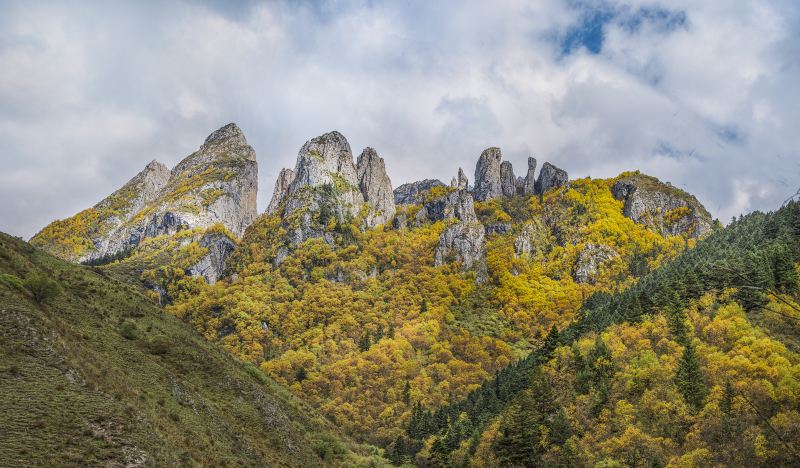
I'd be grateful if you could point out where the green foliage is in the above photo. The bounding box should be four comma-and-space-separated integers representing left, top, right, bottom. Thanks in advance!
0, 273, 22, 290
674, 343, 707, 410
119, 319, 138, 340
22, 272, 61, 304
147, 334, 171, 355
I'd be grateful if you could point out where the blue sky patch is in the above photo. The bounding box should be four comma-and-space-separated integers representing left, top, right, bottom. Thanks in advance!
560, 2, 687, 56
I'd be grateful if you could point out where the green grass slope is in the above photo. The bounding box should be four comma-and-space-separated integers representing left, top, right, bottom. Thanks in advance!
0, 232, 386, 466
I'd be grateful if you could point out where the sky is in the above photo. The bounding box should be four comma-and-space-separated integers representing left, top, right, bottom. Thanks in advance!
1, 0, 799, 239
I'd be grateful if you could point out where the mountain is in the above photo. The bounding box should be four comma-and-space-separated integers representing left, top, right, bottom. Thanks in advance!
0, 232, 386, 466
33, 126, 781, 466
411, 201, 800, 466
30, 123, 258, 269
157, 131, 722, 450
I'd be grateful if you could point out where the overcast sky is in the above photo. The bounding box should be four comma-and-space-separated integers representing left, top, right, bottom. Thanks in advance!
1, 0, 799, 239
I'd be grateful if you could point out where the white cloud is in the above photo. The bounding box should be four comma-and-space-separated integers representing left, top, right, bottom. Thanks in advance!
0, 0, 798, 238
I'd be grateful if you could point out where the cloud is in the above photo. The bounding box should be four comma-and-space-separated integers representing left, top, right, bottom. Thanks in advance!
0, 0, 798, 238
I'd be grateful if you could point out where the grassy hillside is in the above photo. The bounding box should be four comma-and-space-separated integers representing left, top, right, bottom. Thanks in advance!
0, 232, 386, 466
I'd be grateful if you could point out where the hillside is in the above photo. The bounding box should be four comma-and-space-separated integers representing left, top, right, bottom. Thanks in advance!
0, 232, 386, 466
412, 201, 800, 466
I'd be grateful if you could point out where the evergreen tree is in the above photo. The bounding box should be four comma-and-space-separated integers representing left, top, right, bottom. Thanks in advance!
675, 343, 707, 410
721, 378, 734, 415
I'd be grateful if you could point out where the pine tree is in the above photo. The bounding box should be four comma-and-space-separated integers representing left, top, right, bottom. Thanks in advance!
403, 380, 411, 405
675, 343, 707, 410
721, 378, 734, 415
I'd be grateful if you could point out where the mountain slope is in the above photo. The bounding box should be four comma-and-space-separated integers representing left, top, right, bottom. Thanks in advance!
0, 232, 385, 466
412, 201, 800, 466
162, 132, 709, 448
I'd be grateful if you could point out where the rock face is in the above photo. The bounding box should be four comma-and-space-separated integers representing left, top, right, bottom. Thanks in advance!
279, 131, 365, 246
356, 147, 396, 227
435, 222, 486, 277
394, 179, 446, 205
573, 243, 617, 284
415, 189, 478, 225
513, 219, 550, 258
457, 168, 469, 190
473, 147, 503, 201
266, 168, 295, 215
522, 157, 537, 195
187, 231, 237, 284
535, 162, 569, 195
32, 123, 258, 265
500, 161, 516, 197
411, 188, 487, 281
612, 173, 713, 238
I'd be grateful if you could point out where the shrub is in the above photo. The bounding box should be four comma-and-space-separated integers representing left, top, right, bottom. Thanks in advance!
119, 320, 138, 340
22, 273, 61, 304
147, 334, 170, 355
311, 432, 346, 461
243, 362, 268, 384
0, 273, 23, 290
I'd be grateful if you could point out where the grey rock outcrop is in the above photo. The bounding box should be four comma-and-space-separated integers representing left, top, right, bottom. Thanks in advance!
535, 162, 569, 194
415, 189, 478, 225
473, 147, 503, 201
500, 161, 516, 197
522, 157, 537, 195
33, 123, 258, 265
435, 222, 486, 275
457, 168, 469, 190
75, 160, 171, 262
394, 179, 446, 205
612, 174, 713, 238
281, 131, 365, 245
515, 176, 525, 195
513, 219, 550, 258
266, 168, 295, 215
573, 243, 617, 284
392, 212, 408, 230
357, 147, 396, 227
187, 231, 237, 284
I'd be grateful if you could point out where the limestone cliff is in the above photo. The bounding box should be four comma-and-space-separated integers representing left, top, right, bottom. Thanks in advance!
612, 173, 713, 238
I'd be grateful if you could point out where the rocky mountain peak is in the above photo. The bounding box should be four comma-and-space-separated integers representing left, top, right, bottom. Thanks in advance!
203, 122, 248, 148
394, 179, 446, 205
473, 147, 503, 201
522, 157, 537, 195
289, 130, 360, 195
500, 161, 516, 197
357, 147, 396, 227
281, 131, 364, 246
612, 173, 713, 238
535, 162, 569, 194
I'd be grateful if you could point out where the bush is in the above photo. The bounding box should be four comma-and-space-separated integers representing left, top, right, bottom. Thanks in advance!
119, 320, 138, 340
22, 273, 61, 304
311, 432, 346, 461
0, 273, 23, 290
147, 334, 170, 355
243, 362, 268, 384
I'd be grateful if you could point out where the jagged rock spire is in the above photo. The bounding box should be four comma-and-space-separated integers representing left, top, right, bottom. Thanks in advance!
267, 168, 295, 215
522, 157, 537, 195
357, 147, 396, 227
473, 147, 503, 201
535, 162, 569, 195
500, 161, 515, 197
